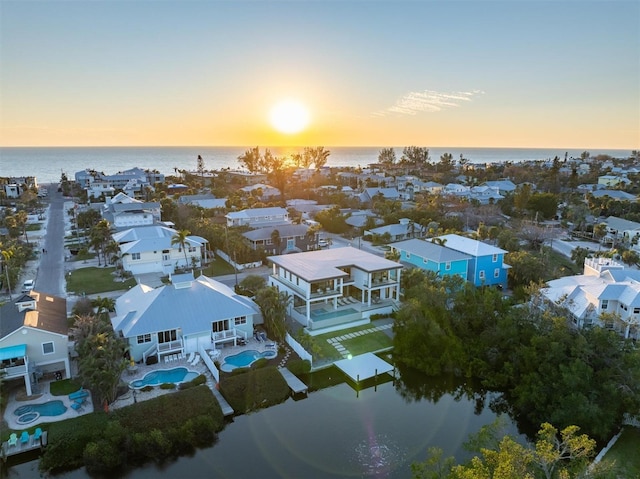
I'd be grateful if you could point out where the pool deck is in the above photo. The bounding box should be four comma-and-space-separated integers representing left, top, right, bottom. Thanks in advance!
3, 384, 95, 431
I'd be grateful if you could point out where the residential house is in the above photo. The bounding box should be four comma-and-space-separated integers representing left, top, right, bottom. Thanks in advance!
598, 175, 626, 187
101, 192, 161, 230
482, 180, 517, 195
0, 292, 70, 396
225, 170, 268, 185
87, 181, 116, 199
226, 207, 290, 228
365, 218, 424, 242
240, 183, 281, 200
590, 190, 636, 201
178, 194, 228, 210
359, 187, 401, 204
602, 216, 640, 245
111, 273, 261, 363
112, 225, 208, 275
268, 247, 402, 331
392, 238, 471, 280
539, 257, 640, 339
243, 224, 316, 254
433, 234, 509, 288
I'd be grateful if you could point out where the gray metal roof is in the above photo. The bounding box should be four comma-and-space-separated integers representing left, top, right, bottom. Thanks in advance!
392, 238, 472, 263
243, 224, 309, 241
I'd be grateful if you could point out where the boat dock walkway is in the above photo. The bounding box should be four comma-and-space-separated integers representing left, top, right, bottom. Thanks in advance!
278, 367, 308, 394
1, 431, 48, 463
212, 387, 234, 416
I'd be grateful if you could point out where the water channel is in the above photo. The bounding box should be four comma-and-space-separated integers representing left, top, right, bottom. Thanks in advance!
5, 366, 522, 479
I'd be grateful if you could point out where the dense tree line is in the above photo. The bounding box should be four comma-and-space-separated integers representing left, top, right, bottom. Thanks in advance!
393, 270, 640, 442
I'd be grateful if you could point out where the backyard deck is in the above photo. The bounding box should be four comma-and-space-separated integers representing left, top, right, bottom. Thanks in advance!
1, 431, 48, 463
334, 353, 394, 383
278, 367, 308, 394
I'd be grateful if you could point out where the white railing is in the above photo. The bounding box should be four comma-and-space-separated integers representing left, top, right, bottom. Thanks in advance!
199, 345, 220, 382
142, 343, 157, 363
1, 365, 27, 377
158, 339, 183, 353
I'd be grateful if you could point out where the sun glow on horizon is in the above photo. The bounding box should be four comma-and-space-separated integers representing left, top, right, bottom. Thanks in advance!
269, 99, 310, 135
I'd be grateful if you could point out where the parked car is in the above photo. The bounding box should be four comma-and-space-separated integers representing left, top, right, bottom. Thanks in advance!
318, 239, 329, 248
21, 279, 35, 293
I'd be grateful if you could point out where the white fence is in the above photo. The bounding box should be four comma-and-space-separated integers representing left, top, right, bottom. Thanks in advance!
285, 333, 313, 367
199, 345, 220, 382
215, 249, 262, 270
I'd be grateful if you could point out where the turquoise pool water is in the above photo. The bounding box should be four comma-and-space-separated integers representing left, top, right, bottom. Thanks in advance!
220, 350, 277, 372
311, 307, 357, 321
14, 400, 67, 424
130, 367, 198, 389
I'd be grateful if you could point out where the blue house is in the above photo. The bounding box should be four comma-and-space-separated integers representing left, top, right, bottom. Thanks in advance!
392, 239, 471, 280
434, 234, 509, 288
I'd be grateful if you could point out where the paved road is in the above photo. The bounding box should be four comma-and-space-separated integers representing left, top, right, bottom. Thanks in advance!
36, 185, 66, 296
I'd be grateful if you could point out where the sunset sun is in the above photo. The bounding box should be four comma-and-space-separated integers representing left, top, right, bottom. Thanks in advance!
269, 99, 310, 134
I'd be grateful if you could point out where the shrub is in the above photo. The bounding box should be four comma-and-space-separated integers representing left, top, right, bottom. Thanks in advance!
83, 439, 122, 474
178, 374, 207, 390
251, 357, 269, 369
230, 366, 250, 376
141, 385, 154, 392
159, 383, 176, 390
287, 359, 311, 376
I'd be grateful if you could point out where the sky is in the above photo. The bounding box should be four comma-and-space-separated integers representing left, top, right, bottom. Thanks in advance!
1, 0, 638, 149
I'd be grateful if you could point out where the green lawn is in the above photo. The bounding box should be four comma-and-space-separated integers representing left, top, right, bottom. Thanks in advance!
202, 257, 236, 277
26, 223, 42, 231
66, 267, 137, 295
306, 320, 394, 362
600, 426, 640, 478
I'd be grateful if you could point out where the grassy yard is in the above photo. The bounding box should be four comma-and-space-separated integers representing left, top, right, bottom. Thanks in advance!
599, 426, 640, 477
305, 320, 394, 362
66, 267, 137, 295
202, 257, 236, 277
26, 223, 42, 231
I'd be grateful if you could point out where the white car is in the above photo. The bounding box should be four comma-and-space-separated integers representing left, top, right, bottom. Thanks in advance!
21, 279, 35, 293
318, 239, 329, 248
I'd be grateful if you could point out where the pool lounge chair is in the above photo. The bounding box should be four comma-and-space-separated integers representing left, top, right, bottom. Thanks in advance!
71, 401, 84, 412
33, 428, 42, 442
20, 431, 30, 445
69, 388, 89, 401
187, 352, 195, 363
189, 353, 200, 366
8, 433, 18, 448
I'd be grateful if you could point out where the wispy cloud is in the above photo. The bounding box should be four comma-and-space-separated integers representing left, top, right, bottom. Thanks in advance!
372, 89, 484, 117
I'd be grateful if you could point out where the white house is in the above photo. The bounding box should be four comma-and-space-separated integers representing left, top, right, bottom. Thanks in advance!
540, 257, 640, 339
268, 247, 402, 332
240, 183, 281, 200
226, 207, 290, 228
101, 192, 161, 230
0, 292, 70, 396
112, 225, 208, 275
111, 273, 261, 363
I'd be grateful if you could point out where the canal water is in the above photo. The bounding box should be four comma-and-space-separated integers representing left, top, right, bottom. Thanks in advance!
5, 367, 521, 479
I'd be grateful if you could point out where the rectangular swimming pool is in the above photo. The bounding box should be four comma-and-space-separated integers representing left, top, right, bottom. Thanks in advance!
310, 307, 358, 322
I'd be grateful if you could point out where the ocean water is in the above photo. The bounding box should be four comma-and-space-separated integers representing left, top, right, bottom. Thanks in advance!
0, 146, 630, 185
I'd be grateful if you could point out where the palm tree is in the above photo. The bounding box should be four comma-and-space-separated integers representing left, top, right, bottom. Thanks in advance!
171, 229, 192, 269
92, 296, 115, 320
1, 247, 14, 300
270, 229, 281, 254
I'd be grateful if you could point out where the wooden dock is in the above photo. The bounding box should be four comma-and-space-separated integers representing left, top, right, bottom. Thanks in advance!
212, 387, 234, 416
278, 367, 308, 394
1, 431, 48, 463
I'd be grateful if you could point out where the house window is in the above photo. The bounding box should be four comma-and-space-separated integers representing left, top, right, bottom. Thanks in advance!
423, 257, 428, 264
445, 262, 451, 271
137, 334, 151, 344
158, 330, 177, 343
492, 254, 498, 262
494, 268, 500, 278
634, 308, 640, 315
406, 252, 411, 259
287, 239, 295, 250
234, 316, 247, 326
213, 320, 230, 333
479, 270, 485, 280
42, 342, 54, 355
601, 300, 608, 310
620, 303, 628, 311
132, 252, 141, 260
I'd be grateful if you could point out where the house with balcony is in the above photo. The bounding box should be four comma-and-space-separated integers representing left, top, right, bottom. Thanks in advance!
101, 192, 161, 230
243, 224, 316, 255
433, 234, 509, 288
226, 207, 290, 228
0, 292, 70, 396
111, 273, 261, 363
268, 247, 402, 332
539, 257, 640, 339
392, 238, 471, 280
112, 225, 208, 275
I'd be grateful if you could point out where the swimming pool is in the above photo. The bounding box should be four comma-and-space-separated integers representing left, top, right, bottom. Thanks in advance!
14, 400, 67, 425
311, 307, 358, 321
220, 350, 277, 372
129, 367, 199, 389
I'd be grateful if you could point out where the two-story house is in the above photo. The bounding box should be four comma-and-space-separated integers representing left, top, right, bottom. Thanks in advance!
0, 292, 70, 396
268, 247, 402, 332
101, 192, 161, 230
111, 273, 261, 363
434, 234, 509, 289
226, 207, 290, 228
243, 224, 316, 254
392, 238, 471, 280
540, 257, 640, 339
113, 225, 208, 275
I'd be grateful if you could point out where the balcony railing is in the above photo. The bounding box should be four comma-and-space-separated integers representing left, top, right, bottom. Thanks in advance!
1, 364, 27, 378
158, 339, 183, 353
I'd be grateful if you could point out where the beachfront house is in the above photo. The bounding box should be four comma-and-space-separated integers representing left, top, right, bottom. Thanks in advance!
268, 247, 402, 332
111, 273, 261, 363
0, 292, 70, 396
392, 238, 471, 281
226, 207, 290, 228
433, 234, 509, 288
112, 225, 208, 275
539, 257, 640, 339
